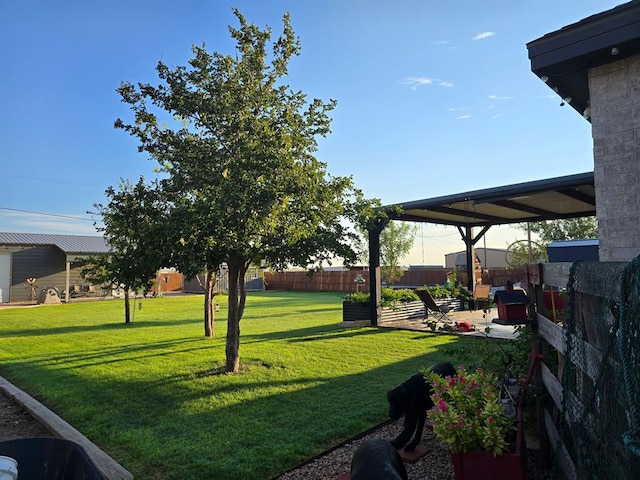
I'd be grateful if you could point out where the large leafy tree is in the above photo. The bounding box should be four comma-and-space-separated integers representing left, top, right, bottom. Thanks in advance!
84, 178, 166, 323
508, 217, 598, 267
523, 217, 598, 243
115, 10, 368, 372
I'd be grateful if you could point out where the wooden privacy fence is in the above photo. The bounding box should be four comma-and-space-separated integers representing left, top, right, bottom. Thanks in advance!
264, 268, 525, 292
527, 261, 640, 479
264, 270, 362, 292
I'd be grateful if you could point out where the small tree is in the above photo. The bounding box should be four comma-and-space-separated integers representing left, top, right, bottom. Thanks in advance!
380, 221, 418, 284
85, 178, 166, 323
115, 10, 371, 372
162, 200, 227, 337
357, 220, 418, 284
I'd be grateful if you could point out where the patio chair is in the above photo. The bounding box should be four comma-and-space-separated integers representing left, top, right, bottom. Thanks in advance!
415, 289, 453, 323
473, 284, 492, 311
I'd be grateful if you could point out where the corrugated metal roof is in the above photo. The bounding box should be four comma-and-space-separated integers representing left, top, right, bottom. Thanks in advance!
0, 232, 110, 254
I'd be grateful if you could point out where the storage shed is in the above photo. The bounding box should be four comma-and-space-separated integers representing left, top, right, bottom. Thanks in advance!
0, 233, 109, 303
547, 239, 599, 263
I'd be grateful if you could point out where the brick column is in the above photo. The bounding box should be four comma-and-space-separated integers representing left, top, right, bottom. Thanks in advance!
589, 53, 640, 262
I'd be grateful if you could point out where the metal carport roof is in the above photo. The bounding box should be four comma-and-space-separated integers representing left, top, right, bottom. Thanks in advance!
385, 171, 595, 227
368, 171, 597, 299
0, 233, 109, 257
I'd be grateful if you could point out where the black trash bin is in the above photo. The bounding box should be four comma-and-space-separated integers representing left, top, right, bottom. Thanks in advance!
0, 437, 105, 480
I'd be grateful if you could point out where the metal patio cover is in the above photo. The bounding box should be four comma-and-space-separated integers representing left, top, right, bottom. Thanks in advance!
385, 171, 596, 228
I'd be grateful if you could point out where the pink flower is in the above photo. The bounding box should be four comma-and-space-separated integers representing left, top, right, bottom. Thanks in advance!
487, 416, 495, 424
437, 399, 448, 413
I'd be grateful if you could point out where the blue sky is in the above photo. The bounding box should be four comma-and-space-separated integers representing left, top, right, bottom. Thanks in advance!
0, 1, 621, 265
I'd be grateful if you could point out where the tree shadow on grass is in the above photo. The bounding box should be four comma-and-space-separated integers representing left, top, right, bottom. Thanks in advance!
0, 317, 204, 338
0, 333, 478, 479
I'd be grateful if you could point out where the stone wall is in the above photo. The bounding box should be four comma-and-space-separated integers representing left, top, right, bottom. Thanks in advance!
589, 53, 640, 261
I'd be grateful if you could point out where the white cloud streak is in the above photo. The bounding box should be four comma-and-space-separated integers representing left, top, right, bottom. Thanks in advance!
473, 32, 496, 40
403, 77, 454, 90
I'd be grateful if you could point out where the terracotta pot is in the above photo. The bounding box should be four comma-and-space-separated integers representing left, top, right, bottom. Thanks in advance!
451, 450, 524, 480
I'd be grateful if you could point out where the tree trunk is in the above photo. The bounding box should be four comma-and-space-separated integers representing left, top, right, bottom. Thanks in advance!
225, 254, 249, 373
203, 269, 215, 337
124, 289, 131, 324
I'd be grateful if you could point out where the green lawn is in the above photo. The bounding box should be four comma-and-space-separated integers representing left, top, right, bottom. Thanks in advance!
0, 291, 481, 479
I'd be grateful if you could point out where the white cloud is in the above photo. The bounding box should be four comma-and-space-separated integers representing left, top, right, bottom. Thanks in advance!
473, 32, 496, 41
403, 77, 454, 90
433, 40, 448, 45
491, 113, 503, 120
457, 114, 471, 120
488, 95, 512, 100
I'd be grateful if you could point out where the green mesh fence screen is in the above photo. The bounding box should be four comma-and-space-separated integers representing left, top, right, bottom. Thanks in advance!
554, 259, 640, 479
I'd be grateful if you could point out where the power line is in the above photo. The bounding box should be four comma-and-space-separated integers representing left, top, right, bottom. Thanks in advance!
0, 173, 102, 188
0, 207, 94, 222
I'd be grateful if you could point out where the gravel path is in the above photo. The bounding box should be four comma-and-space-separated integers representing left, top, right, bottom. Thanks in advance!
274, 421, 542, 480
275, 422, 454, 480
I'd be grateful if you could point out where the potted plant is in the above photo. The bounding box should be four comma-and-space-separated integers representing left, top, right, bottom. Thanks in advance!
425, 366, 525, 480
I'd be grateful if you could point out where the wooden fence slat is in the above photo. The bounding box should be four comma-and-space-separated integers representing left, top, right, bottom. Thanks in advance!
544, 409, 578, 480
567, 332, 603, 382
537, 312, 603, 382
537, 313, 564, 353
541, 263, 572, 289
569, 262, 625, 298
541, 362, 563, 412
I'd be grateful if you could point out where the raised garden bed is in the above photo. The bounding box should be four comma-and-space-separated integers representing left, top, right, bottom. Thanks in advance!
342, 300, 426, 325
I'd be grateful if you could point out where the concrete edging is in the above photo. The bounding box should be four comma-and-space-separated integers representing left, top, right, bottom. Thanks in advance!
0, 376, 133, 479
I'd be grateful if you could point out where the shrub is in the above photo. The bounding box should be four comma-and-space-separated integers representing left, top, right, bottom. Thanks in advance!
343, 288, 418, 307
342, 291, 370, 305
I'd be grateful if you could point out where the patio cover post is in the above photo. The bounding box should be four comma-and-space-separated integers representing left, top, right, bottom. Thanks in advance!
465, 225, 474, 292
368, 219, 387, 326
457, 225, 491, 292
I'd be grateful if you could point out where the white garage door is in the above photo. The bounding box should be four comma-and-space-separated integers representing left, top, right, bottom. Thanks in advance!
0, 254, 10, 303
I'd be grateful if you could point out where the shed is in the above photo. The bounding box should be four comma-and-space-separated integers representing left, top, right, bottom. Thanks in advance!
0, 233, 109, 303
547, 239, 599, 263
